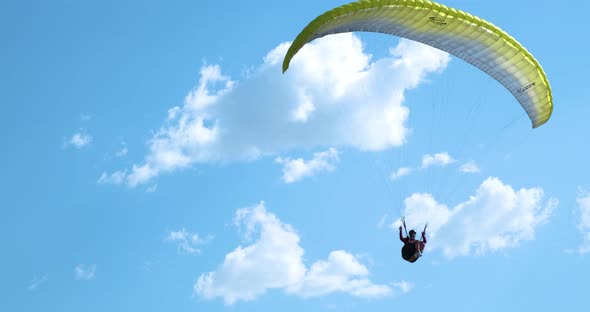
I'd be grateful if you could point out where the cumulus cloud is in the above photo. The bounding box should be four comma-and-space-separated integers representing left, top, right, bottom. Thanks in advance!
64, 130, 92, 149
421, 152, 455, 169
166, 228, 212, 255
394, 177, 557, 258
460, 160, 480, 173
573, 189, 590, 254
275, 148, 340, 183
287, 250, 391, 298
101, 34, 450, 187
75, 264, 96, 280
195, 202, 391, 305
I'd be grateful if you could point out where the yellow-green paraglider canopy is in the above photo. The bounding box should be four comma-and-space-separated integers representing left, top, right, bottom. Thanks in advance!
282, 0, 552, 128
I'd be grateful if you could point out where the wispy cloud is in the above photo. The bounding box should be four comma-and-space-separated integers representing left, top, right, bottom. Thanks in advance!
28, 274, 48, 291
377, 214, 390, 229
100, 34, 450, 187
195, 202, 392, 305
390, 167, 412, 180
166, 228, 212, 255
97, 170, 127, 185
389, 152, 455, 181
392, 280, 414, 294
459, 160, 480, 173
75, 264, 96, 281
142, 261, 154, 272
116, 142, 128, 157
64, 130, 93, 149
394, 177, 557, 258
571, 188, 590, 254
275, 148, 340, 183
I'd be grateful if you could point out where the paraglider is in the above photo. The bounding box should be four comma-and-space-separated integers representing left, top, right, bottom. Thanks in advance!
281, 0, 554, 263
282, 0, 553, 128
399, 217, 427, 263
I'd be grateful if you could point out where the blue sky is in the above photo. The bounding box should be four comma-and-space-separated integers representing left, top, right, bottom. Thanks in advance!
2, 0, 589, 311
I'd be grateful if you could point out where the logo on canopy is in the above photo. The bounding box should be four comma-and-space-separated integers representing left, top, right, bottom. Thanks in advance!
429, 16, 447, 26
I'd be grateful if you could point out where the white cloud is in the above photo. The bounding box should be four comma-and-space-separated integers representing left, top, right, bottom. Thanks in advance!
421, 152, 455, 169
195, 202, 306, 304
389, 152, 456, 180
195, 202, 391, 305
97, 170, 127, 185
166, 228, 212, 255
65, 130, 92, 149
146, 184, 158, 193
287, 250, 391, 298
75, 264, 96, 281
27, 274, 48, 291
573, 189, 590, 254
127, 164, 159, 187
398, 192, 451, 237
394, 177, 557, 258
275, 148, 340, 183
392, 280, 414, 294
291, 91, 316, 122
102, 34, 450, 187
390, 167, 412, 180
460, 160, 480, 173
